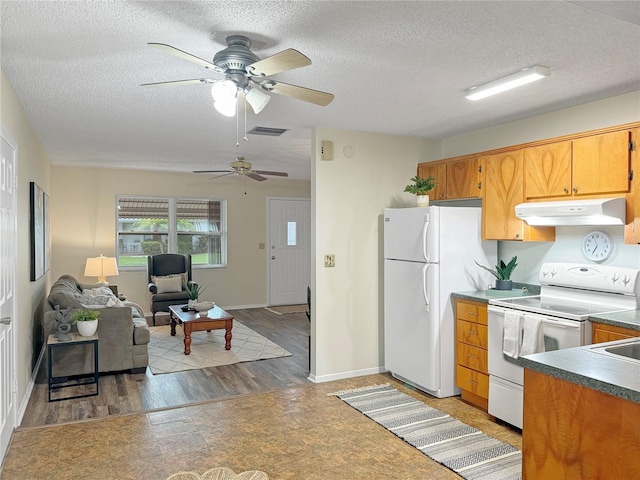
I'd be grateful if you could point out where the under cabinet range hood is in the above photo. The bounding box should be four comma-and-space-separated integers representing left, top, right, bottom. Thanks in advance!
515, 198, 626, 226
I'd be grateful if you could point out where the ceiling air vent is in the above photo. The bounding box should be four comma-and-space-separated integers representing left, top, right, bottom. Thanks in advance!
247, 126, 288, 137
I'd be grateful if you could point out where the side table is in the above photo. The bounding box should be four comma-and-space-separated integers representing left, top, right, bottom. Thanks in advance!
47, 333, 99, 402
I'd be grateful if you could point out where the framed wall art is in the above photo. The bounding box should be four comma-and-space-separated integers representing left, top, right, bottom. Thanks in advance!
30, 182, 49, 281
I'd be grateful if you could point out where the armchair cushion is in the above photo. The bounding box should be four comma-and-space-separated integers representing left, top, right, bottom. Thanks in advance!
152, 275, 183, 293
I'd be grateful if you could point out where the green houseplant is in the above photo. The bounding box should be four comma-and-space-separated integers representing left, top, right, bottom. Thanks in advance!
404, 176, 437, 206
475, 255, 518, 290
72, 309, 100, 336
184, 281, 208, 302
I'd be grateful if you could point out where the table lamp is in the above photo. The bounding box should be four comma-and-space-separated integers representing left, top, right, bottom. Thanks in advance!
84, 254, 119, 283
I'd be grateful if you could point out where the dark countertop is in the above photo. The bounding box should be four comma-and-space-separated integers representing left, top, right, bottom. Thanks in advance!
588, 310, 640, 332
452, 283, 540, 303
520, 341, 640, 403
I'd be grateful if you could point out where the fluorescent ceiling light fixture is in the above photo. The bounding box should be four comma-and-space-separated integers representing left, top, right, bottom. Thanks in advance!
211, 79, 238, 116
465, 65, 550, 100
245, 87, 271, 114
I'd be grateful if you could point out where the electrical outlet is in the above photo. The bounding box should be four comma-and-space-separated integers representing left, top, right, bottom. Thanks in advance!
324, 254, 335, 268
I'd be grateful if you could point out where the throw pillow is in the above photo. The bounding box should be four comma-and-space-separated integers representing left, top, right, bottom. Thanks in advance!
75, 292, 125, 309
153, 275, 183, 294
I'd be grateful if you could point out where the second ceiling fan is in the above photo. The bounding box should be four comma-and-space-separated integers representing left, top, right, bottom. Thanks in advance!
193, 157, 288, 182
142, 34, 334, 116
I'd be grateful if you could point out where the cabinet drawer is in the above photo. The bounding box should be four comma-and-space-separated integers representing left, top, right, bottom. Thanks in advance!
456, 319, 488, 348
456, 300, 488, 325
456, 343, 488, 373
456, 365, 489, 399
592, 322, 640, 344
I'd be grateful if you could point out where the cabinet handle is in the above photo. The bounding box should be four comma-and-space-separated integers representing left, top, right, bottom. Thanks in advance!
468, 330, 478, 335
466, 311, 477, 316
564, 187, 569, 194
467, 354, 478, 359
572, 187, 578, 193
468, 380, 478, 385
515, 233, 520, 239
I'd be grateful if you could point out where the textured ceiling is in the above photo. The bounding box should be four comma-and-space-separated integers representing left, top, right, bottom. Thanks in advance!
1, 1, 639, 180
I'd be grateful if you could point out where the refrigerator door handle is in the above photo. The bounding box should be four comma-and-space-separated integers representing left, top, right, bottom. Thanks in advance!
422, 263, 430, 311
422, 214, 430, 263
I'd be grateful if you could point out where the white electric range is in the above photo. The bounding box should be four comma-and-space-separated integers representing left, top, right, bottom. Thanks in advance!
487, 262, 640, 428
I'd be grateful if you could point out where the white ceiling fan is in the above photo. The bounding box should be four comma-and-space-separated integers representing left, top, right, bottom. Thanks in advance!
193, 157, 288, 182
142, 34, 334, 116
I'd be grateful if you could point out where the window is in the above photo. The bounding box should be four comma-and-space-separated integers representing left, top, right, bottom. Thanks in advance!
116, 197, 226, 267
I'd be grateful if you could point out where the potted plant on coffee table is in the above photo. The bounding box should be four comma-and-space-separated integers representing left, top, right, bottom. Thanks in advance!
72, 309, 100, 337
475, 255, 518, 291
184, 281, 208, 309
404, 175, 437, 206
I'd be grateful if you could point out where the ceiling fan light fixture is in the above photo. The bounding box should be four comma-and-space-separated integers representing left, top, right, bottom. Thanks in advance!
465, 65, 550, 101
211, 79, 238, 116
213, 100, 236, 117
245, 87, 271, 114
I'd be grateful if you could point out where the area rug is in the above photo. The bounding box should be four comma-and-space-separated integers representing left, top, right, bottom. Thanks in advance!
167, 467, 268, 480
329, 384, 522, 480
264, 304, 307, 315
148, 322, 291, 374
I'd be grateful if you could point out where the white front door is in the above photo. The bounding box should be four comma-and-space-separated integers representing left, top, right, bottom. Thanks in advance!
0, 129, 17, 461
268, 198, 310, 305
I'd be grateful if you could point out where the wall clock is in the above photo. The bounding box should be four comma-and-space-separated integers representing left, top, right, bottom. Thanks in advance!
581, 231, 613, 262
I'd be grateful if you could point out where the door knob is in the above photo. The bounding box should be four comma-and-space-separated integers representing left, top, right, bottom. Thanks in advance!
1, 317, 11, 325
271, 256, 276, 260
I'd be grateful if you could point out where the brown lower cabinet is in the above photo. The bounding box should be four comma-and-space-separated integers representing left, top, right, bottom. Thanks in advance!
592, 322, 640, 344
523, 369, 640, 479
455, 298, 489, 409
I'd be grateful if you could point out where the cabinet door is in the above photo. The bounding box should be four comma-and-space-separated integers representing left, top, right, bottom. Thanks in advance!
524, 141, 572, 198
418, 163, 447, 201
592, 322, 638, 344
446, 158, 479, 199
572, 130, 631, 195
624, 128, 640, 244
481, 151, 525, 240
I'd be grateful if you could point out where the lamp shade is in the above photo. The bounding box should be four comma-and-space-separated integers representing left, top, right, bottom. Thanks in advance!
245, 87, 271, 114
84, 255, 119, 283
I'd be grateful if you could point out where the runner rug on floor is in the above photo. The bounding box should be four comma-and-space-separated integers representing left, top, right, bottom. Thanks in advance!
148, 322, 291, 374
329, 384, 522, 480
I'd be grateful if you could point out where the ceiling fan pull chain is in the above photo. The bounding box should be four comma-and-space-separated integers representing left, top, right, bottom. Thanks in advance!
244, 176, 247, 195
235, 100, 240, 147
243, 97, 248, 142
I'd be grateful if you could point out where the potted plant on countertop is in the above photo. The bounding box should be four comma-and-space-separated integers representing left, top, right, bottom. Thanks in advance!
404, 175, 437, 207
72, 309, 100, 337
475, 255, 518, 291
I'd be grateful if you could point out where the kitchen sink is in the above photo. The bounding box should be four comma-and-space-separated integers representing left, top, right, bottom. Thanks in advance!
587, 339, 640, 364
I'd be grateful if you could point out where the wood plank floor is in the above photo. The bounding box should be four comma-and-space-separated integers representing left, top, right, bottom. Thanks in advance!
20, 307, 311, 428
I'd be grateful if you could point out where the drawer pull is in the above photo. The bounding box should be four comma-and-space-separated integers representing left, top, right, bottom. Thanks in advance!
467, 354, 478, 359
467, 311, 478, 316
468, 330, 478, 335
468, 380, 478, 385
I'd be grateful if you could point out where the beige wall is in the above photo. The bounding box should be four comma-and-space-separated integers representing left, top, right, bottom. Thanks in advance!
51, 166, 310, 311
311, 128, 440, 381
441, 90, 640, 158
1, 69, 52, 406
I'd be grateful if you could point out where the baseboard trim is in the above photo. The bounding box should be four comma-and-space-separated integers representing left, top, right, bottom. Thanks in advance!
308, 366, 385, 384
18, 344, 45, 427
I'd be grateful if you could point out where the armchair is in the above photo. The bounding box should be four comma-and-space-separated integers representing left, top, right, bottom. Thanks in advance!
147, 254, 196, 325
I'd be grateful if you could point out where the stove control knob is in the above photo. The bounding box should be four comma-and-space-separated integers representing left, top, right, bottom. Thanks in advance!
542, 268, 549, 277
623, 275, 631, 285
612, 273, 620, 283
551, 268, 558, 277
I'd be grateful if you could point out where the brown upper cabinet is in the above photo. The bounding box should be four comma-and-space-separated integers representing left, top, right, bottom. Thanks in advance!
624, 128, 640, 244
417, 157, 479, 201
481, 150, 555, 241
525, 131, 631, 199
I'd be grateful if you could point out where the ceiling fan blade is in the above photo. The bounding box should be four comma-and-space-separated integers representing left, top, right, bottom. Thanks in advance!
142, 78, 216, 88
209, 172, 236, 180
260, 80, 334, 106
246, 173, 268, 182
148, 43, 224, 73
193, 169, 233, 174
254, 170, 289, 177
246, 49, 311, 77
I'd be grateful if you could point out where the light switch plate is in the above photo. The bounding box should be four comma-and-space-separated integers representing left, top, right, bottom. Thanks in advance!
324, 254, 335, 268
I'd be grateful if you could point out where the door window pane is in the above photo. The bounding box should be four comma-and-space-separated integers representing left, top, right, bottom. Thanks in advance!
287, 221, 297, 246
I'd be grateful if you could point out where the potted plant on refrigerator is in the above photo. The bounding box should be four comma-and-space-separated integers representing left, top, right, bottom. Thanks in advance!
475, 255, 518, 290
72, 309, 100, 337
404, 175, 437, 206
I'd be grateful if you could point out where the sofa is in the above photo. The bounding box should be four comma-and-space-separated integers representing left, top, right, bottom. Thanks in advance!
44, 275, 150, 375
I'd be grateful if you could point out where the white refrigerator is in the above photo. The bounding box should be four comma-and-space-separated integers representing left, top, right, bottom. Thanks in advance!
383, 206, 496, 398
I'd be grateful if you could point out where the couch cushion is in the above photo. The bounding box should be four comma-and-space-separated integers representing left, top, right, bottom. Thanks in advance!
48, 275, 84, 310
132, 318, 150, 345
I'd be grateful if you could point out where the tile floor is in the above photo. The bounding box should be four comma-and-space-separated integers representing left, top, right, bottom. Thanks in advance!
1, 373, 521, 479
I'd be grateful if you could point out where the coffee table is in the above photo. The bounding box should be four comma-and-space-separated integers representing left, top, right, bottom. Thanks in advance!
168, 305, 234, 355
